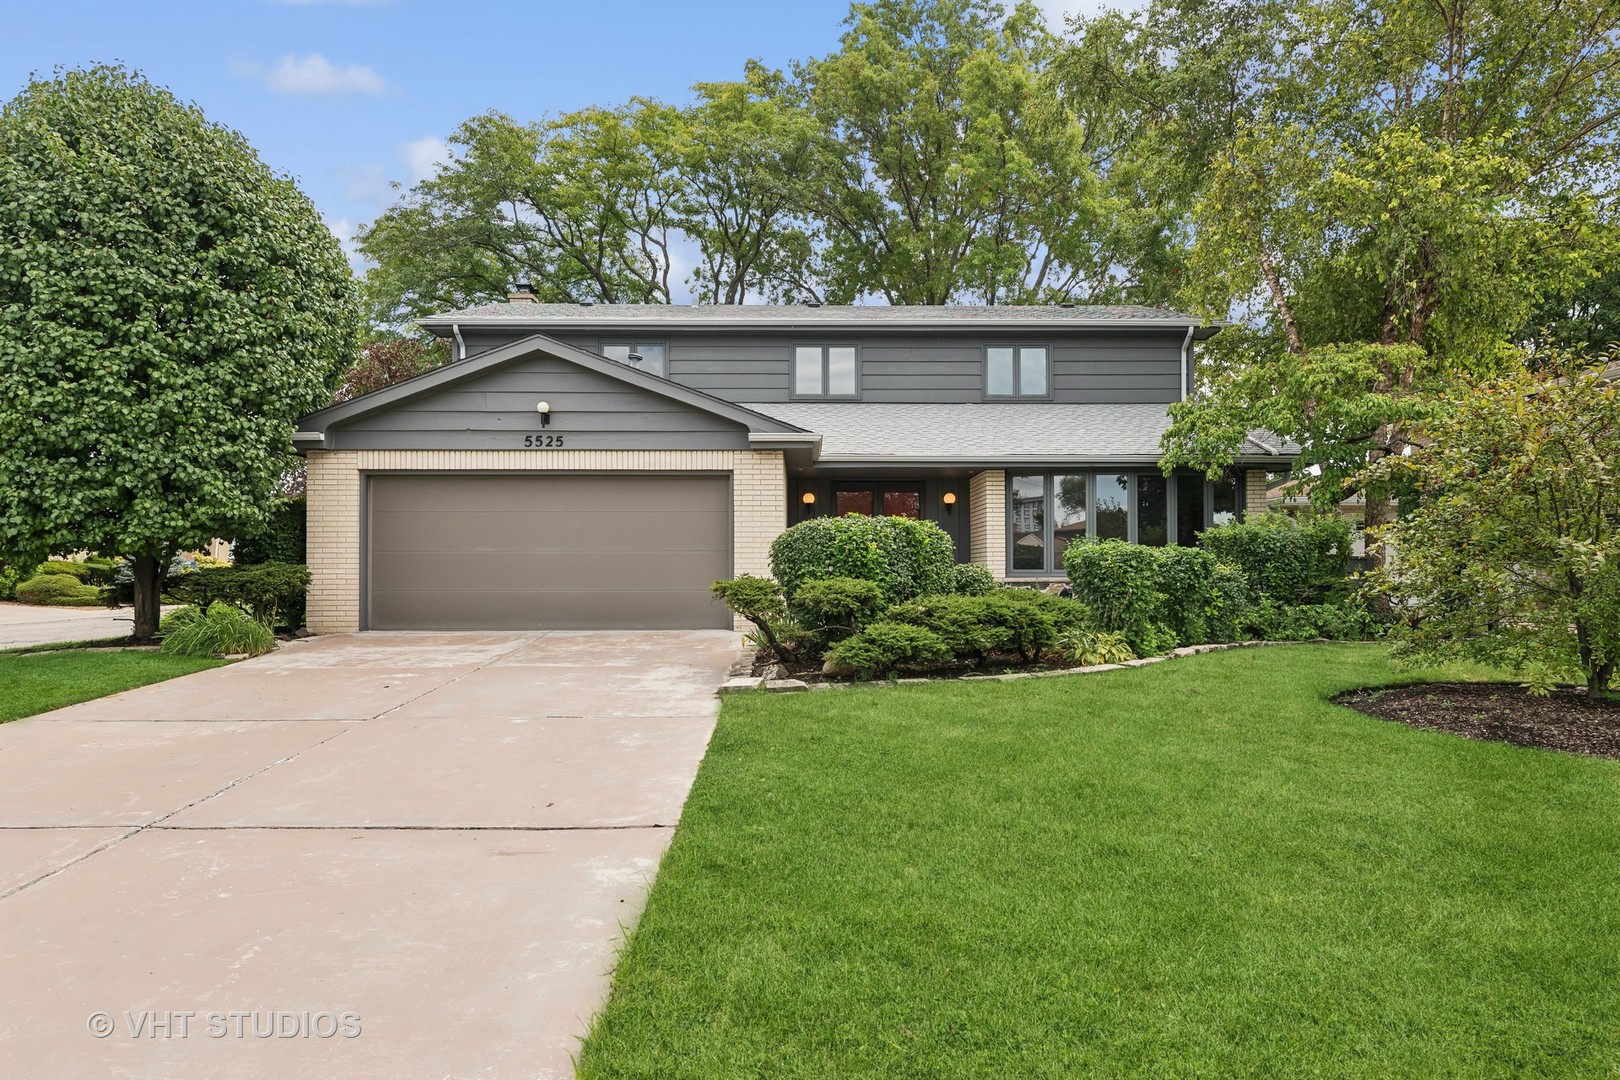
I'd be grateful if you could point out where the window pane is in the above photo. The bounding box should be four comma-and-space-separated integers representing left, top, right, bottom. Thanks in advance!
827, 346, 857, 395
1019, 347, 1047, 396
986, 347, 1015, 396
794, 346, 823, 395
1137, 473, 1168, 546
1211, 472, 1240, 526
836, 489, 874, 516
1010, 475, 1046, 570
1053, 474, 1087, 563
602, 343, 630, 363
1175, 474, 1205, 545
882, 490, 921, 518
1094, 473, 1129, 540
634, 344, 666, 377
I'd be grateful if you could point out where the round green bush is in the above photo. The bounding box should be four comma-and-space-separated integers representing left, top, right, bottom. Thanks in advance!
950, 562, 999, 596
770, 515, 956, 604
823, 621, 952, 679
15, 573, 102, 606
38, 560, 91, 580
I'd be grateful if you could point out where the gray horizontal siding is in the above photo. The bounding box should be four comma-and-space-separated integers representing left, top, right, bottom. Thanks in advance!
328, 352, 749, 452
453, 327, 1188, 405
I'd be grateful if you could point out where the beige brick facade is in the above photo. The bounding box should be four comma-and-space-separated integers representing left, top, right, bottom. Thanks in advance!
968, 469, 1006, 578
1243, 468, 1269, 518
302, 448, 786, 634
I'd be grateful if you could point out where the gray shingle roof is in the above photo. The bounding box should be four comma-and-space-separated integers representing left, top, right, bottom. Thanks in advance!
420, 302, 1210, 330
747, 402, 1293, 463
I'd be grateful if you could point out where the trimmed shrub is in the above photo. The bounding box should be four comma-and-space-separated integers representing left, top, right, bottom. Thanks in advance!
39, 560, 92, 580
173, 562, 310, 628
793, 577, 886, 640
232, 498, 307, 565
1063, 540, 1173, 653
823, 621, 951, 679
1201, 512, 1353, 605
950, 562, 998, 596
160, 602, 276, 657
711, 575, 802, 659
1252, 600, 1380, 641
81, 557, 117, 585
769, 515, 956, 604
15, 573, 103, 606
885, 595, 1014, 660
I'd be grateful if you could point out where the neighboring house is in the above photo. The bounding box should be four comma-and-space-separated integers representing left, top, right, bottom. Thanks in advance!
294, 298, 1293, 632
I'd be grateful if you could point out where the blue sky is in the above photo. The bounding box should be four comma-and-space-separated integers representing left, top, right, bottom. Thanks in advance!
5, 0, 1098, 279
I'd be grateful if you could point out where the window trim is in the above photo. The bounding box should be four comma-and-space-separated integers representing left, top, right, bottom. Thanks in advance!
1003, 470, 1244, 575
598, 340, 668, 378
791, 343, 861, 400
982, 343, 1054, 400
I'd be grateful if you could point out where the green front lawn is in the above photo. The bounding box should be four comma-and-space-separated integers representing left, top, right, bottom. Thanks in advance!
580, 644, 1620, 1079
0, 649, 226, 723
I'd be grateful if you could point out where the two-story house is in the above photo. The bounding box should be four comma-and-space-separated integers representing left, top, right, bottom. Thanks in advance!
293, 295, 1291, 632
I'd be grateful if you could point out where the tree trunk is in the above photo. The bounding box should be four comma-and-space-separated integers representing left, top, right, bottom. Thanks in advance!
1588, 662, 1614, 700
131, 554, 162, 644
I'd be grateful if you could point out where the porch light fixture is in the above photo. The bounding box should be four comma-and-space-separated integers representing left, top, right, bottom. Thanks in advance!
943, 491, 957, 513
536, 401, 552, 427
801, 491, 816, 505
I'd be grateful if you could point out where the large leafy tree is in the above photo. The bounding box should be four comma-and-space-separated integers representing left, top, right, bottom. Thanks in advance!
0, 67, 359, 640
1152, 0, 1620, 556
1365, 352, 1620, 698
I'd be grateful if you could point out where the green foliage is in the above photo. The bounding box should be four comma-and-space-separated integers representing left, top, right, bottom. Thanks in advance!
885, 595, 1013, 660
823, 621, 952, 679
1063, 540, 1173, 652
0, 66, 359, 639
230, 499, 307, 566
949, 562, 998, 596
711, 575, 801, 660
1249, 600, 1379, 642
770, 515, 956, 605
38, 561, 90, 580
0, 562, 34, 601
792, 577, 886, 640
334, 336, 449, 403
1200, 512, 1352, 605
1056, 628, 1137, 666
173, 563, 310, 629
1366, 352, 1620, 696
160, 602, 276, 658
15, 573, 103, 606
158, 605, 202, 636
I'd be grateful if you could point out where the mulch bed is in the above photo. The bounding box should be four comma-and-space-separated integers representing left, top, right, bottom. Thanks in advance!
1336, 682, 1620, 760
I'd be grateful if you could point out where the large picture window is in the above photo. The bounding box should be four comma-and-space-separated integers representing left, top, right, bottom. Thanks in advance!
1005, 471, 1243, 574
794, 345, 858, 397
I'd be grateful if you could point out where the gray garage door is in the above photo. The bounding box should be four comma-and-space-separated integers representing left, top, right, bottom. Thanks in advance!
367, 473, 733, 630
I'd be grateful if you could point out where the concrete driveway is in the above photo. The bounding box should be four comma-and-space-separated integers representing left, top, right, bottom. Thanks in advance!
0, 629, 739, 1079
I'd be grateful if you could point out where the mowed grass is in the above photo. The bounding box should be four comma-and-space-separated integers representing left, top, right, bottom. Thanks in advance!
0, 649, 225, 723
579, 644, 1620, 1079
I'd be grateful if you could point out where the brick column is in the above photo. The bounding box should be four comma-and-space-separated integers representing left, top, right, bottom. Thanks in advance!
303, 450, 362, 634
968, 469, 1006, 578
1243, 468, 1270, 518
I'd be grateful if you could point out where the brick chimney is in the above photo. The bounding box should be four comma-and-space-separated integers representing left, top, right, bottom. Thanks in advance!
507, 282, 538, 303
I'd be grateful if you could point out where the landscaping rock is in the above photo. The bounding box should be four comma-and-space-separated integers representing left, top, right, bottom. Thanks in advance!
1120, 657, 1167, 667
764, 679, 809, 692
718, 676, 764, 693
761, 663, 787, 681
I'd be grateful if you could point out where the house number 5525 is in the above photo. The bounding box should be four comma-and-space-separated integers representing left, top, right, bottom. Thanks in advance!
523, 434, 564, 448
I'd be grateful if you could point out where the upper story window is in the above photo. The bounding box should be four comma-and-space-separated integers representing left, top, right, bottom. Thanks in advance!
794, 345, 858, 398
601, 342, 667, 378
985, 345, 1049, 398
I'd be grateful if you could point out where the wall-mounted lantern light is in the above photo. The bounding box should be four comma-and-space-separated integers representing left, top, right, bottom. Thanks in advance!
943, 491, 957, 513
801, 491, 816, 506
536, 401, 552, 427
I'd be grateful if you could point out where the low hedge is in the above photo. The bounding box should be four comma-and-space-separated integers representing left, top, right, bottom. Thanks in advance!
1200, 511, 1353, 604
39, 560, 92, 581
173, 562, 310, 629
15, 573, 103, 606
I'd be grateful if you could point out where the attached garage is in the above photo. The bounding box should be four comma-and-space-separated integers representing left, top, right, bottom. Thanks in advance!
366, 473, 733, 630
294, 333, 807, 635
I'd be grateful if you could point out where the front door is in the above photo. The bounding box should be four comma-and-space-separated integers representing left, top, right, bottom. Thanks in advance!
832, 484, 923, 519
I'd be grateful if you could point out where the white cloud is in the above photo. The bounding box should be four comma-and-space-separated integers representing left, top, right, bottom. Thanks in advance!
233, 53, 392, 98
323, 214, 367, 271
1030, 0, 1141, 30
403, 136, 450, 185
